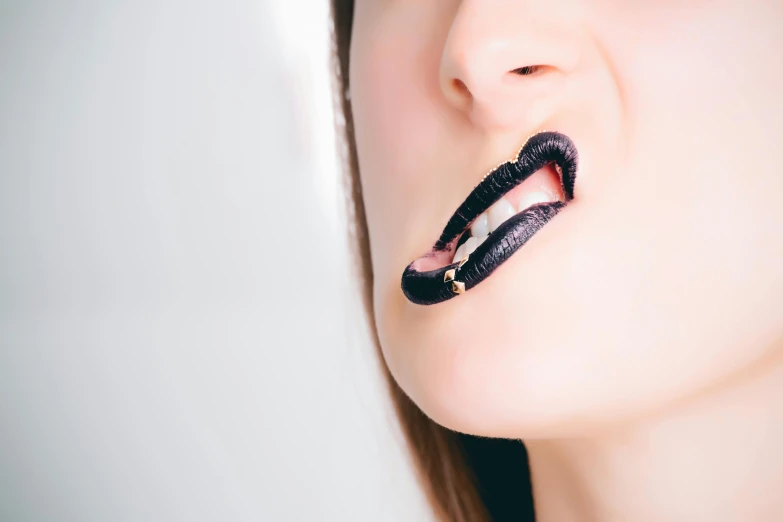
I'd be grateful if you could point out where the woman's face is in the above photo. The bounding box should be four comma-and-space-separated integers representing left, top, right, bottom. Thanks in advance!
349, 1, 783, 438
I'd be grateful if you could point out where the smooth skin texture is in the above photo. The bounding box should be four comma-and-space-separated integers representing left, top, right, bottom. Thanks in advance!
349, 1, 783, 520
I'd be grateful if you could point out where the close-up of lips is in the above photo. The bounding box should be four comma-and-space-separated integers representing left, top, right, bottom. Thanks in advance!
401, 131, 577, 305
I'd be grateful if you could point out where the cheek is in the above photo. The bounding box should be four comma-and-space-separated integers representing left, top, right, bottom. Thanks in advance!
350, 5, 453, 277
540, 6, 783, 428
602, 4, 783, 325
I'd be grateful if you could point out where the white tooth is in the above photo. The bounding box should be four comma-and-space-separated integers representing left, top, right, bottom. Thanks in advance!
476, 234, 488, 247
470, 212, 489, 238
463, 237, 478, 256
487, 197, 516, 232
517, 191, 553, 213
452, 242, 467, 264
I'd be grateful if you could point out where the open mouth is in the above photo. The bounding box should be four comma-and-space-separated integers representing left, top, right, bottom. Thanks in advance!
401, 131, 578, 305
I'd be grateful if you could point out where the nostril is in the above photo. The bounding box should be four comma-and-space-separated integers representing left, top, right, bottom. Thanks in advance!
511, 65, 543, 76
451, 78, 470, 96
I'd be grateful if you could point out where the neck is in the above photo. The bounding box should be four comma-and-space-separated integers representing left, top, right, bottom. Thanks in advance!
526, 351, 783, 522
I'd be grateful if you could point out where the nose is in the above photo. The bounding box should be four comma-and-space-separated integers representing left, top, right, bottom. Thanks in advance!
439, 0, 582, 130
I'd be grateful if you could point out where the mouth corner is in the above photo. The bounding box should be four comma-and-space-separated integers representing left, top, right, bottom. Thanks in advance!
401, 260, 459, 306
401, 131, 579, 306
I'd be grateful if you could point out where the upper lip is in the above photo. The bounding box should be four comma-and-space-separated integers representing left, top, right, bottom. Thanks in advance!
434, 131, 578, 254
401, 131, 579, 305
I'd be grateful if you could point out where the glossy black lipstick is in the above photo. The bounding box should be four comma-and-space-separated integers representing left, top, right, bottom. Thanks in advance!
401, 131, 578, 305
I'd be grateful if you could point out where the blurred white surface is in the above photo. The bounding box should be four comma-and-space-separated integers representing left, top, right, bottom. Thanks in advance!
0, 1, 431, 520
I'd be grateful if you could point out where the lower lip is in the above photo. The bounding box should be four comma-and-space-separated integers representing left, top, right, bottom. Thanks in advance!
401, 201, 565, 305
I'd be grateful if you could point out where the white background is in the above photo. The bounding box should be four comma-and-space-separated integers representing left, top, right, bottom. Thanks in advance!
0, 1, 432, 520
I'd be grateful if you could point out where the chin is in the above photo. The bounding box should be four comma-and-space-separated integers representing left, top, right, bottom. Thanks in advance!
376, 303, 601, 439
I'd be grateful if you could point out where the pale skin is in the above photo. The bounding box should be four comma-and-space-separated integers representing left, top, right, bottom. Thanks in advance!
349, 1, 783, 520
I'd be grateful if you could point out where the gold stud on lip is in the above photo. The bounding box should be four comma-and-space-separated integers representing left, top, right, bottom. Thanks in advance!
446, 251, 469, 294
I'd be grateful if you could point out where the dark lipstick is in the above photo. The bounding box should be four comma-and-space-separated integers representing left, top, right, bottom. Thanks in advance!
400, 131, 578, 305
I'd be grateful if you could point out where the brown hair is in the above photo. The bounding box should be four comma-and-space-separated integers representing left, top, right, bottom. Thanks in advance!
329, 1, 535, 520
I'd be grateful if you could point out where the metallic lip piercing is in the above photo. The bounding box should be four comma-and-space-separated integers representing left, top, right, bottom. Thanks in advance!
400, 131, 578, 306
